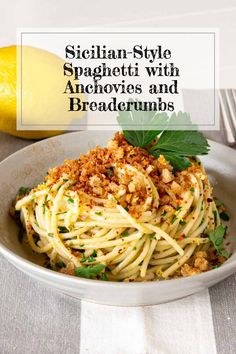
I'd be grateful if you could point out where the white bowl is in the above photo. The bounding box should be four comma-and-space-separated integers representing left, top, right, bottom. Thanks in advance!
0, 131, 236, 306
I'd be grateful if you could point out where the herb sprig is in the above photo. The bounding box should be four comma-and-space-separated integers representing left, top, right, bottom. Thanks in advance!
117, 107, 210, 171
75, 264, 106, 279
81, 250, 97, 263
209, 225, 229, 258
58, 226, 70, 233
18, 186, 31, 197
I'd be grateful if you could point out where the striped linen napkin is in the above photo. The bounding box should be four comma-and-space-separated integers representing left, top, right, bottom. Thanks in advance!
0, 255, 219, 354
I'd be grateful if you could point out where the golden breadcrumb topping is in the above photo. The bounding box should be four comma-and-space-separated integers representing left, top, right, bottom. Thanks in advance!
46, 132, 204, 214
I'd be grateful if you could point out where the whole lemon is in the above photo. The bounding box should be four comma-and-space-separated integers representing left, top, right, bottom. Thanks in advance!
0, 46, 84, 139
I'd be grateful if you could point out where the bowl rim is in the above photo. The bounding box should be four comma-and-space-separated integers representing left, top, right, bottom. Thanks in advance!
0, 131, 236, 288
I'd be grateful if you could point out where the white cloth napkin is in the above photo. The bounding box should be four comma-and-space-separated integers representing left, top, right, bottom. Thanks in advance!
80, 290, 217, 354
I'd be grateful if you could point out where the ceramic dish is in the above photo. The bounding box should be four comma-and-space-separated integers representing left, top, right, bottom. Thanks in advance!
0, 131, 235, 306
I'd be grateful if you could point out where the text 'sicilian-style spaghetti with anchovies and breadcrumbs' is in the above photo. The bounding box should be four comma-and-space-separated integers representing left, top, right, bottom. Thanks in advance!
12, 131, 230, 282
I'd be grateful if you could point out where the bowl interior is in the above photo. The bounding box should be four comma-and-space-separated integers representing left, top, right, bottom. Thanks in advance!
0, 131, 236, 269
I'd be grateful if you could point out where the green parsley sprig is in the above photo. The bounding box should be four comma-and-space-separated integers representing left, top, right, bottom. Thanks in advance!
18, 186, 31, 197
58, 226, 70, 233
75, 264, 106, 279
81, 250, 97, 263
209, 225, 229, 258
117, 105, 210, 171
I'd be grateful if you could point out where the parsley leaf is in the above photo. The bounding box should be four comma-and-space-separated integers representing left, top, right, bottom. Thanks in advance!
81, 256, 96, 263
171, 215, 178, 224
209, 225, 229, 258
75, 264, 106, 279
220, 211, 230, 221
122, 130, 161, 148
117, 107, 209, 171
150, 130, 209, 156
117, 99, 168, 148
106, 169, 113, 177
18, 186, 31, 196
95, 211, 102, 216
81, 250, 97, 263
58, 226, 69, 233
148, 114, 209, 170
214, 198, 224, 207
100, 273, 109, 281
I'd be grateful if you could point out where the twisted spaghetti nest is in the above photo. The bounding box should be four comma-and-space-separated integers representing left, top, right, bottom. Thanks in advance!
15, 133, 221, 281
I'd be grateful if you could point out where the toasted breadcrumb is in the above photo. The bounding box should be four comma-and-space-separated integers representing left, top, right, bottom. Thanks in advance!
162, 168, 174, 183
194, 257, 208, 271
59, 262, 75, 275
181, 250, 210, 277
181, 264, 201, 277
46, 133, 204, 215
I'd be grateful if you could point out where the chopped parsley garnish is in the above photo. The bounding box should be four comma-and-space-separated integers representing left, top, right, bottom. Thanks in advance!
18, 186, 31, 196
55, 261, 66, 269
132, 246, 137, 251
176, 206, 182, 211
220, 211, 230, 221
63, 178, 69, 182
81, 250, 97, 263
190, 187, 195, 192
106, 169, 113, 177
91, 250, 97, 257
42, 203, 46, 214
75, 264, 106, 279
171, 216, 178, 224
215, 198, 224, 207
209, 225, 229, 258
212, 265, 220, 269
161, 211, 167, 217
42, 195, 49, 214
95, 211, 102, 216
100, 273, 109, 281
179, 220, 187, 226
58, 226, 69, 233
117, 107, 209, 171
149, 234, 156, 240
81, 256, 95, 263
67, 198, 74, 204
48, 233, 53, 237
121, 231, 129, 237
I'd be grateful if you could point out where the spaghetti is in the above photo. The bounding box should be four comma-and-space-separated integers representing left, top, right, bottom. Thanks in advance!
15, 133, 224, 281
